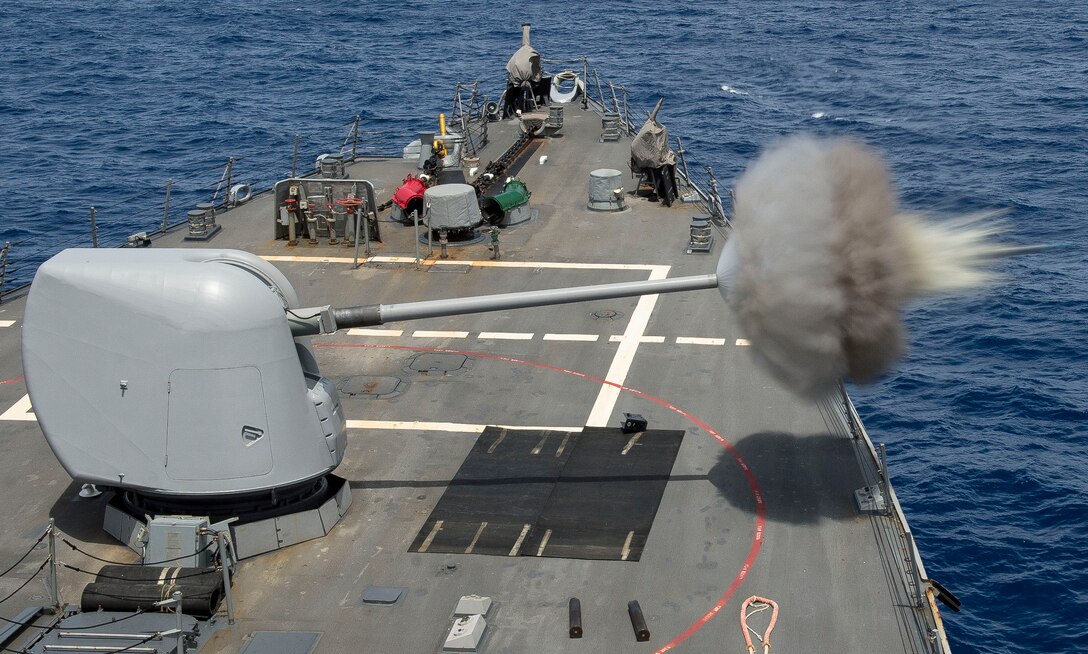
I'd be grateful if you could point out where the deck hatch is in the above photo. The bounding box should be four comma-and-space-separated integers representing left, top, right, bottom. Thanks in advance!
409, 426, 684, 561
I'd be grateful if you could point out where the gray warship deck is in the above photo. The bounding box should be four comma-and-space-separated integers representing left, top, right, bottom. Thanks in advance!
0, 105, 946, 652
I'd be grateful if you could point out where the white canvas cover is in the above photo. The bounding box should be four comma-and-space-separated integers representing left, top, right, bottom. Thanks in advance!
424, 184, 483, 229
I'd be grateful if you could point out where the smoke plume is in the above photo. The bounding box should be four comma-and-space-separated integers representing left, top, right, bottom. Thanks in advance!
724, 135, 1023, 398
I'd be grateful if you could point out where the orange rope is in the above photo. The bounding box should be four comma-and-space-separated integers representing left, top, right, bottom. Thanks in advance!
740, 595, 779, 654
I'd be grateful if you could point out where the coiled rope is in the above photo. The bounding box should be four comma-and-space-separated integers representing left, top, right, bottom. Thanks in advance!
740, 595, 779, 654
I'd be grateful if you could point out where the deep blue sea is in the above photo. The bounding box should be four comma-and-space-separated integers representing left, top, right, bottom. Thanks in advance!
2, 1, 1085, 651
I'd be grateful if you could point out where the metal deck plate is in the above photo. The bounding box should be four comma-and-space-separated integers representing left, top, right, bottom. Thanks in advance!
409, 426, 684, 561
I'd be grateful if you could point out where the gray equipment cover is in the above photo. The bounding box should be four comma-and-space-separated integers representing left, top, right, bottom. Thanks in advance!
22, 249, 346, 496
631, 116, 677, 170
425, 184, 483, 229
506, 45, 541, 86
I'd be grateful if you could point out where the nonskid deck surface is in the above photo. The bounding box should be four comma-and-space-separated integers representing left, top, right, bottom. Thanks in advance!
0, 105, 935, 653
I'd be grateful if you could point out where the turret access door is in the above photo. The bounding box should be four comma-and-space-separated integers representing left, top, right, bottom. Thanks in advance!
166, 367, 273, 481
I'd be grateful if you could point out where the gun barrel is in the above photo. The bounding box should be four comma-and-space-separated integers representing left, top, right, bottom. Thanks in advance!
329, 273, 719, 331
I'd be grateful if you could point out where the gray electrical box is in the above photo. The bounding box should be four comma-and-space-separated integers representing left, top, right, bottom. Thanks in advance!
146, 516, 213, 567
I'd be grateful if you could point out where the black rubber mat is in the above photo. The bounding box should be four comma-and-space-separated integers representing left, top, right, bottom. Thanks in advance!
409, 426, 684, 561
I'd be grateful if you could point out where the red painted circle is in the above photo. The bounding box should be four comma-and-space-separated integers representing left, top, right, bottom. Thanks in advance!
317, 343, 766, 651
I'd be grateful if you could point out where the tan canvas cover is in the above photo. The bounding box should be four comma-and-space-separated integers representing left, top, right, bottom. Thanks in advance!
631, 117, 677, 170
506, 45, 541, 86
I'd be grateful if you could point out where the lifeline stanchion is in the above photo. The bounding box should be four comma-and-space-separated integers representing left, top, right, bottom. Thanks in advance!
47, 518, 60, 612
217, 531, 235, 625
740, 596, 779, 654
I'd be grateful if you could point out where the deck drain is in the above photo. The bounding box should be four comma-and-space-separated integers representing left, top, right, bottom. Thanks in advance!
405, 353, 473, 375
338, 376, 406, 399
592, 309, 622, 320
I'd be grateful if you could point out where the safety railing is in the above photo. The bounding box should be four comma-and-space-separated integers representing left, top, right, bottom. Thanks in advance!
836, 382, 953, 654
0, 115, 407, 302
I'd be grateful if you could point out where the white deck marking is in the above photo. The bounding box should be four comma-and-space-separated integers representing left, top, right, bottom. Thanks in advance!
608, 335, 665, 344
621, 432, 642, 455
346, 328, 403, 337
418, 520, 444, 553
465, 522, 488, 554
676, 337, 725, 346
262, 255, 356, 264
509, 524, 532, 556
0, 394, 35, 421
621, 531, 635, 561
542, 333, 598, 342
477, 331, 534, 340
487, 428, 508, 454
531, 432, 549, 455
411, 330, 469, 339
736, 338, 751, 346
586, 266, 670, 427
555, 433, 572, 457
343, 420, 584, 434
536, 529, 553, 557
363, 256, 663, 272
0, 320, 14, 328
264, 254, 664, 272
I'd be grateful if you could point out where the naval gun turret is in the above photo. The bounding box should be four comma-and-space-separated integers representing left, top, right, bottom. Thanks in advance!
22, 247, 724, 556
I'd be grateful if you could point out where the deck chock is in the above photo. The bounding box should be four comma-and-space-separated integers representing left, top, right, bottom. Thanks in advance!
853, 485, 887, 515
627, 600, 650, 642
443, 613, 487, 652
568, 597, 583, 638
621, 413, 648, 434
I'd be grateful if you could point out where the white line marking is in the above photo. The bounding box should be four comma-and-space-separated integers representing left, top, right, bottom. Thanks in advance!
676, 337, 726, 346
608, 335, 666, 343
531, 432, 549, 455
0, 320, 14, 328
0, 395, 35, 421
556, 433, 571, 457
488, 428, 508, 454
477, 331, 534, 340
622, 432, 642, 455
347, 328, 403, 337
365, 256, 662, 272
542, 333, 599, 342
262, 255, 356, 264
343, 420, 583, 433
586, 266, 670, 427
536, 529, 553, 557
412, 330, 469, 338
736, 338, 751, 346
265, 254, 664, 272
509, 524, 532, 557
465, 522, 488, 554
419, 520, 443, 553
621, 531, 635, 561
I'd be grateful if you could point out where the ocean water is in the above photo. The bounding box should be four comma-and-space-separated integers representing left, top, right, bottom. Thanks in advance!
2, 1, 1086, 651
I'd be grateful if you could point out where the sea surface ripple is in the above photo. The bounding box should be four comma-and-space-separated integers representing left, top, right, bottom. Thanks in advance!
1, 2, 1085, 652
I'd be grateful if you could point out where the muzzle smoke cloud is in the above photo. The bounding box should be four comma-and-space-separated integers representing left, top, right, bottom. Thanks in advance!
720, 135, 1027, 398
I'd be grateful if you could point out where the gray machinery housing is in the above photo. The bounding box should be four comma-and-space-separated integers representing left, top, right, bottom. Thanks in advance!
23, 249, 347, 498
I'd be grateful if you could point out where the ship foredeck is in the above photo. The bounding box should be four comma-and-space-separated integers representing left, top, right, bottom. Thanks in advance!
0, 104, 943, 653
